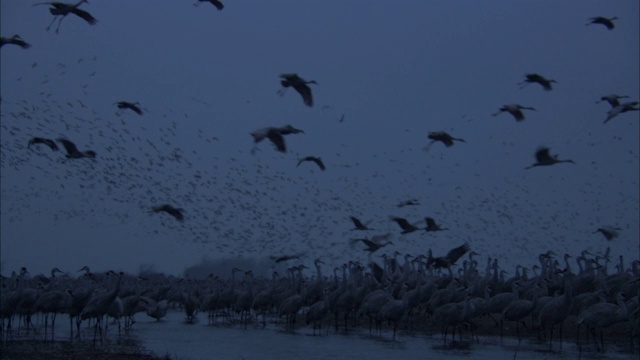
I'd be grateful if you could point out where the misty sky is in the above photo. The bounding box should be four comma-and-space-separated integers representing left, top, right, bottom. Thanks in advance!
1, 1, 638, 278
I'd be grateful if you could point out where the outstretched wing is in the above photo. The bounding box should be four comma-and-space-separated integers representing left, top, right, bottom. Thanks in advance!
294, 84, 313, 107
311, 157, 325, 170
57, 138, 79, 155
267, 129, 286, 152
445, 242, 470, 265
391, 217, 416, 232
71, 8, 98, 25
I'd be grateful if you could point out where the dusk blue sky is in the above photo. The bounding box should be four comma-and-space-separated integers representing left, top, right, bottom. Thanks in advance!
1, 1, 638, 277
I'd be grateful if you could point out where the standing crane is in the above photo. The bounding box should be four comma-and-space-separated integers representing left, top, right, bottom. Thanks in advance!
0, 35, 31, 49
586, 16, 618, 30
34, 1, 97, 33
79, 271, 123, 344
278, 73, 317, 107
525, 147, 575, 169
519, 73, 557, 91
493, 104, 537, 121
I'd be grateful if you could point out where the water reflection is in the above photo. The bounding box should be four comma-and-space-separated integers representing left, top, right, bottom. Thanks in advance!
132, 311, 636, 360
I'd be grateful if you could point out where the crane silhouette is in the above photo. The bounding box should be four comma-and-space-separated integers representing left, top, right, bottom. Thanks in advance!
34, 1, 97, 33
425, 217, 448, 232
576, 292, 629, 352
538, 279, 573, 348
603, 101, 639, 123
586, 16, 618, 30
593, 227, 620, 240
397, 199, 419, 207
270, 253, 304, 263
596, 94, 629, 108
525, 147, 575, 169
350, 233, 393, 253
493, 104, 537, 121
297, 156, 325, 171
250, 125, 304, 153
151, 204, 184, 222
278, 73, 317, 107
115, 101, 143, 115
79, 271, 123, 344
194, 0, 224, 11
57, 138, 96, 158
349, 216, 372, 230
0, 35, 31, 49
390, 216, 421, 234
427, 131, 466, 148
28, 137, 58, 151
519, 73, 557, 91
426, 242, 470, 270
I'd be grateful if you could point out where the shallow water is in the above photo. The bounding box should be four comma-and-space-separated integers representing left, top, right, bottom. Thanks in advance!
3, 310, 635, 360
128, 310, 636, 360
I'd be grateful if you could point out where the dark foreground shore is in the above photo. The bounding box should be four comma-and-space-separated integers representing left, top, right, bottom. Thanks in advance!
0, 339, 170, 360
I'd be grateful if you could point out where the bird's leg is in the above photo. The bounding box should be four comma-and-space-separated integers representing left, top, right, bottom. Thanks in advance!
51, 313, 57, 341
46, 16, 59, 32
276, 88, 288, 97
559, 323, 563, 350
55, 16, 66, 34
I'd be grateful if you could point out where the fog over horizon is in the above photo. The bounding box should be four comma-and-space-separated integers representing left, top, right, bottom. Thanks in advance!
1, 1, 638, 279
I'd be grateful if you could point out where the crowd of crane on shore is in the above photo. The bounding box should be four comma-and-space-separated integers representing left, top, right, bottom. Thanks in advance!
1, 249, 638, 352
